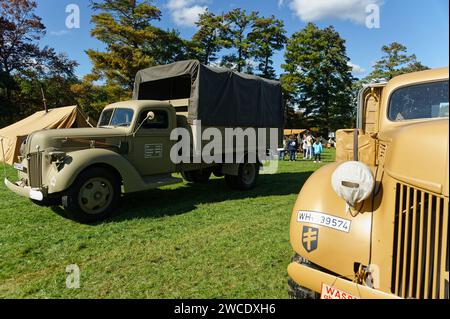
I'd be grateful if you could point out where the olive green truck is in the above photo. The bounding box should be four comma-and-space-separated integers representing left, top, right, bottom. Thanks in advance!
2, 60, 284, 223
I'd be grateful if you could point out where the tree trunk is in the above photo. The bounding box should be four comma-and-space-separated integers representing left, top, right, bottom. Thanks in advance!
264, 55, 269, 77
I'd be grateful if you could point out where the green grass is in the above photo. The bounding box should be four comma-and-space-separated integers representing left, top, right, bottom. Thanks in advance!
0, 149, 335, 298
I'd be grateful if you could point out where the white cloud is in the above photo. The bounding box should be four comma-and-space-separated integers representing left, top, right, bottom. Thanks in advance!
278, 0, 284, 8
288, 0, 383, 24
348, 62, 366, 75
167, 0, 208, 27
50, 30, 69, 36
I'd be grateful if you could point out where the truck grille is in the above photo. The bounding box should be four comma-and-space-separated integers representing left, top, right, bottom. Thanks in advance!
391, 183, 449, 299
28, 152, 43, 188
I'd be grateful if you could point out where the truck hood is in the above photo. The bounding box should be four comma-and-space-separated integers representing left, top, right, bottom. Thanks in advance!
26, 127, 127, 154
380, 118, 449, 196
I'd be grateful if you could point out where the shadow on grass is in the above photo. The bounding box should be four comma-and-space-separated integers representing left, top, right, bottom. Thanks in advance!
107, 171, 315, 222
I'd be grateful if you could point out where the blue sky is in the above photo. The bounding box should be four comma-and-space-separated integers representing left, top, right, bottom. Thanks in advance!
36, 0, 449, 79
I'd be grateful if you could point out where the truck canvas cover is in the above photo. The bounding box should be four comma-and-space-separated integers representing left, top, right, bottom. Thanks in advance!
133, 60, 284, 127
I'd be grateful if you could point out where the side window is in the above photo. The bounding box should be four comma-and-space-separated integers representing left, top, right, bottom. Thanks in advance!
138, 110, 169, 130
388, 81, 449, 121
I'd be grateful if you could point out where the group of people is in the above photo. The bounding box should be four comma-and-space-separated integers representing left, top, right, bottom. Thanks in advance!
279, 131, 324, 163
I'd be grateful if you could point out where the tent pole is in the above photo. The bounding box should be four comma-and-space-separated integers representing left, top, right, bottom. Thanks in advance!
0, 137, 7, 180
40, 84, 48, 113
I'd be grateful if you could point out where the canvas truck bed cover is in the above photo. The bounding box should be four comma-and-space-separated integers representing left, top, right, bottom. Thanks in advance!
133, 60, 284, 127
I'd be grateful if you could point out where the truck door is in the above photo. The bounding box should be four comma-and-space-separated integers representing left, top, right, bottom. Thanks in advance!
131, 108, 175, 176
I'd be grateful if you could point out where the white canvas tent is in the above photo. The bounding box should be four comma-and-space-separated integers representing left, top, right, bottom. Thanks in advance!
0, 106, 94, 165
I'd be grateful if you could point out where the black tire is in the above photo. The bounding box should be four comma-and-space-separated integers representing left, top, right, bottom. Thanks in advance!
288, 254, 320, 299
212, 165, 224, 177
62, 167, 120, 224
181, 171, 195, 183
182, 169, 211, 183
225, 162, 259, 190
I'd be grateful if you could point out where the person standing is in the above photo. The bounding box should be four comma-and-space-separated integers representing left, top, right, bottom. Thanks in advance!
313, 139, 323, 163
278, 137, 287, 161
288, 135, 297, 161
302, 135, 308, 159
306, 133, 313, 160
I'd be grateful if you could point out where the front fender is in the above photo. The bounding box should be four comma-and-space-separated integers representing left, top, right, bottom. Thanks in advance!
46, 148, 146, 194
290, 162, 372, 278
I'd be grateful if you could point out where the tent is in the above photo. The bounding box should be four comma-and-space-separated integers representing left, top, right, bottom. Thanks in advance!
133, 60, 284, 127
0, 106, 94, 165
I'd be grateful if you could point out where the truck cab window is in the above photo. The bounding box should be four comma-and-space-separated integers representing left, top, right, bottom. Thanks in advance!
388, 81, 449, 121
110, 109, 134, 127
98, 109, 113, 127
99, 108, 134, 127
139, 110, 169, 129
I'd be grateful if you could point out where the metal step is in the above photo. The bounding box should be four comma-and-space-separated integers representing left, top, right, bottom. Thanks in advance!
142, 174, 182, 189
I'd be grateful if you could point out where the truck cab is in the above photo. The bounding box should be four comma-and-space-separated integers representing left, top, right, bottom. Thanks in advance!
288, 67, 449, 299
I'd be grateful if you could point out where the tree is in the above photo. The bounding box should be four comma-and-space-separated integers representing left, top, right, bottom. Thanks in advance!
0, 0, 78, 126
87, 0, 188, 91
282, 23, 355, 134
70, 75, 128, 120
221, 9, 258, 73
248, 16, 287, 79
365, 42, 429, 81
192, 11, 228, 65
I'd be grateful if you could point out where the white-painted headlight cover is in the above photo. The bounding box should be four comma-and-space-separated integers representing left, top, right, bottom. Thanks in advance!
331, 161, 375, 208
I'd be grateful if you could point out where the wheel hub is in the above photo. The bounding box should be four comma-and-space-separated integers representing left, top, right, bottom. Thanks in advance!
242, 164, 256, 184
78, 177, 113, 215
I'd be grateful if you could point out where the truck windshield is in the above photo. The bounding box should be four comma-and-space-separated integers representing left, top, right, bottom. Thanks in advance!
98, 108, 134, 127
389, 81, 449, 121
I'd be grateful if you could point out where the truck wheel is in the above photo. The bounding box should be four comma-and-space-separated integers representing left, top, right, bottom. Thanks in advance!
225, 162, 259, 190
288, 254, 320, 299
182, 169, 211, 183
212, 165, 224, 177
62, 167, 120, 224
181, 171, 195, 183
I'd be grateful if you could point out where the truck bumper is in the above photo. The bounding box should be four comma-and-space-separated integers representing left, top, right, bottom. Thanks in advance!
288, 262, 401, 299
4, 178, 43, 201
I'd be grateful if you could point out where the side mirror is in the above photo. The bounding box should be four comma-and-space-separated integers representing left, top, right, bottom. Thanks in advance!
133, 111, 155, 136
147, 111, 155, 121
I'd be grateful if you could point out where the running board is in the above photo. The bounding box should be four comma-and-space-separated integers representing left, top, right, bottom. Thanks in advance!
142, 175, 182, 189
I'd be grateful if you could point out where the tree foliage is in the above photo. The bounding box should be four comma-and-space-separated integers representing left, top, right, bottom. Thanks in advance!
248, 16, 287, 79
0, 0, 78, 127
365, 42, 429, 82
220, 9, 258, 73
192, 10, 228, 65
87, 0, 192, 91
282, 23, 354, 133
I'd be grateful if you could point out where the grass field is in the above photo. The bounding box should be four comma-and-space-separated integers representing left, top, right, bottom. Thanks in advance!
0, 149, 335, 298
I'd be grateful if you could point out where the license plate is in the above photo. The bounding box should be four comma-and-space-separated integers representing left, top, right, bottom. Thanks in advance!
320, 283, 359, 299
13, 163, 24, 171
297, 210, 351, 233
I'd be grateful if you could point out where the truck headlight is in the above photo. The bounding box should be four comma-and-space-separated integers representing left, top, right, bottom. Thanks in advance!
49, 151, 67, 163
331, 161, 375, 209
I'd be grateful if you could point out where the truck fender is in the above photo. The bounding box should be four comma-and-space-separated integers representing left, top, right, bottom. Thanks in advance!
46, 148, 145, 194
290, 162, 372, 277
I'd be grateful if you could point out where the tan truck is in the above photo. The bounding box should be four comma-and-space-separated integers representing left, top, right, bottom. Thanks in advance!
288, 67, 449, 299
2, 60, 284, 223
